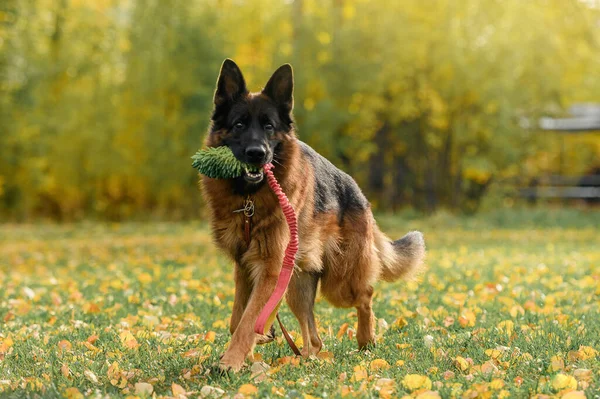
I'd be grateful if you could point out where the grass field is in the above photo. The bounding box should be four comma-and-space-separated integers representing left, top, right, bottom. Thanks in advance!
1, 209, 599, 398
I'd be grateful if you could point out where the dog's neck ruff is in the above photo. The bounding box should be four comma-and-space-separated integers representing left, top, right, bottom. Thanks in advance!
254, 163, 299, 337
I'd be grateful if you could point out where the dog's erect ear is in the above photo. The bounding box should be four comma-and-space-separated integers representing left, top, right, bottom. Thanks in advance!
262, 64, 294, 114
214, 59, 248, 106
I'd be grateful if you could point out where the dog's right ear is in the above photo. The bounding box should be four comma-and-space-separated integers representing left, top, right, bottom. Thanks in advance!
214, 59, 248, 106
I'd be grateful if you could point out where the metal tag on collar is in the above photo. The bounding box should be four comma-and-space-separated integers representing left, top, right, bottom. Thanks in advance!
233, 196, 254, 218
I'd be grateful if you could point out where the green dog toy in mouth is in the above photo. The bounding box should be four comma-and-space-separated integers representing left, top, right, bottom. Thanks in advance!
191, 146, 261, 180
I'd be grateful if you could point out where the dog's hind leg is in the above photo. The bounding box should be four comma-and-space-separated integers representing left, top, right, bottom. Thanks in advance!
355, 285, 375, 349
286, 271, 322, 357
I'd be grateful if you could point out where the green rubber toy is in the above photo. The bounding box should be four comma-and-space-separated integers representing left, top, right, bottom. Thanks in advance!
191, 146, 259, 179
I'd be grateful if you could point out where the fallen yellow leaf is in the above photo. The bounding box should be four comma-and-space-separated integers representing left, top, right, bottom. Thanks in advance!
135, 382, 154, 395
137, 272, 152, 283
393, 316, 408, 328
490, 378, 505, 390
352, 365, 368, 382
573, 369, 592, 382
454, 356, 470, 372
548, 355, 564, 372
204, 331, 216, 342
497, 320, 514, 336
119, 331, 139, 349
84, 370, 98, 384
459, 310, 476, 327
57, 339, 72, 352
374, 378, 395, 399
561, 391, 586, 399
172, 382, 187, 397
552, 374, 577, 391
369, 358, 390, 371
0, 336, 14, 353
336, 323, 349, 340
402, 374, 432, 391
238, 383, 258, 395
485, 348, 502, 359
317, 351, 334, 362
577, 345, 597, 360
61, 364, 70, 378
64, 387, 83, 399
415, 391, 442, 399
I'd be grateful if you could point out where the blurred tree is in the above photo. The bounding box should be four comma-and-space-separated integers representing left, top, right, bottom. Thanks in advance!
0, 0, 598, 220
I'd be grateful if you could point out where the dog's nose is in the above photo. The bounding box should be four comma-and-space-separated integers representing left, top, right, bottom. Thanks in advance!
245, 145, 267, 163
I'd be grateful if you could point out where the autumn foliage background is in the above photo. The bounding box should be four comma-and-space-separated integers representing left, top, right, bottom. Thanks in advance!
1, 2, 600, 398
1, 0, 599, 221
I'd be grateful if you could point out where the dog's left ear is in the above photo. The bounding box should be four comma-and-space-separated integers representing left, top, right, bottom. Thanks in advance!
262, 64, 294, 115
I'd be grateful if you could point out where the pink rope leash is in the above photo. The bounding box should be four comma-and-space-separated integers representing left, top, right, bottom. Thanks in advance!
254, 163, 299, 335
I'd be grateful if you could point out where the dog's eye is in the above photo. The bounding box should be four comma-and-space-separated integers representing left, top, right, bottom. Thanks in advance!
234, 122, 244, 131
264, 124, 274, 133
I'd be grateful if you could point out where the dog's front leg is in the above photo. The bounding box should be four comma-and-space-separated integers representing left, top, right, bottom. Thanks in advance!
220, 262, 281, 372
229, 262, 251, 336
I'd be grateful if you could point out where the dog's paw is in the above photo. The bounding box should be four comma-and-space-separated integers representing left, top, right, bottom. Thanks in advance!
219, 352, 246, 373
207, 362, 231, 377
255, 325, 276, 345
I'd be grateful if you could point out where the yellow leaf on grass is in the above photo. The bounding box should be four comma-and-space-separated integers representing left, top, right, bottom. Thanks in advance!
458, 310, 476, 327
57, 340, 72, 352
138, 272, 153, 284
573, 369, 592, 382
204, 331, 216, 343
498, 390, 511, 399
119, 331, 139, 349
135, 382, 154, 395
490, 378, 505, 390
415, 391, 442, 399
0, 336, 14, 353
238, 383, 258, 395
510, 305, 525, 318
317, 351, 334, 362
402, 374, 432, 391
83, 302, 101, 313
485, 349, 502, 359
375, 378, 395, 399
497, 320, 514, 336
61, 364, 70, 378
64, 387, 83, 399
561, 392, 586, 399
87, 335, 99, 344
172, 382, 187, 396
548, 355, 564, 372
370, 359, 390, 371
336, 323, 349, 339
454, 356, 470, 372
481, 360, 498, 375
394, 317, 408, 329
340, 385, 352, 397
552, 374, 577, 391
84, 370, 98, 384
352, 365, 368, 382
577, 345, 598, 360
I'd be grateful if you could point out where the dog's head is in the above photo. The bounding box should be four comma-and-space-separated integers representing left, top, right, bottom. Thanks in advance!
207, 59, 294, 189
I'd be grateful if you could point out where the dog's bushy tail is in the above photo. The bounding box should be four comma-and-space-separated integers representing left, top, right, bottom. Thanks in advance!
375, 227, 425, 282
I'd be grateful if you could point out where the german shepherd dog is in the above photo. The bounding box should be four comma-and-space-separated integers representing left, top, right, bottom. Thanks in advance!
201, 59, 425, 371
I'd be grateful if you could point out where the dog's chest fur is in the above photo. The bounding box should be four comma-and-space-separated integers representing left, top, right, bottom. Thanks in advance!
200, 138, 310, 274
